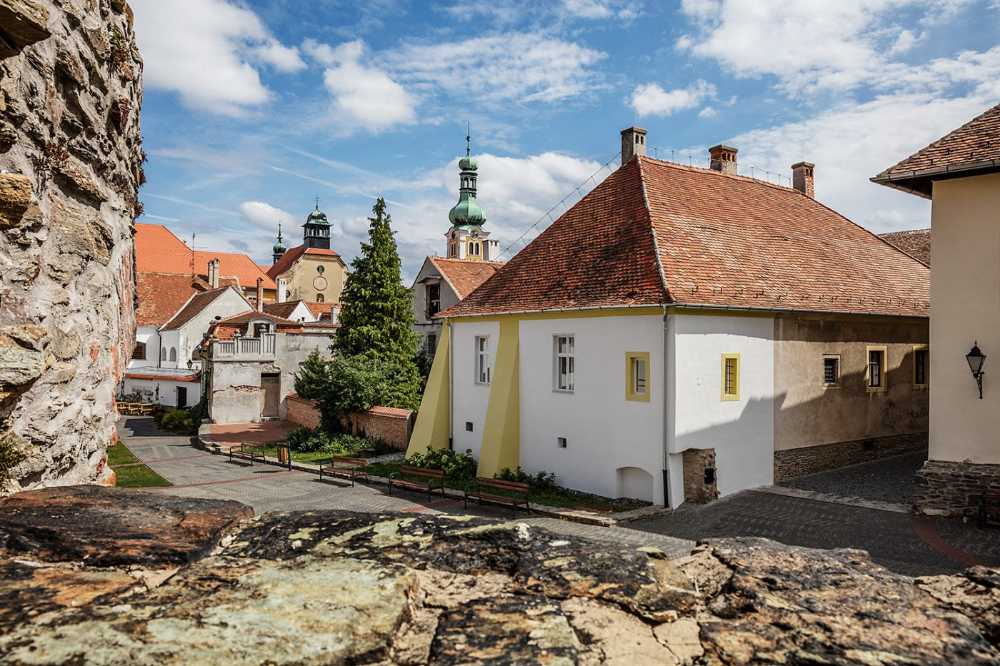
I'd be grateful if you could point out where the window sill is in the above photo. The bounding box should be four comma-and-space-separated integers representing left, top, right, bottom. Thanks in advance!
553, 388, 575, 394
913, 384, 929, 391
866, 387, 888, 394
822, 383, 841, 389
721, 395, 740, 402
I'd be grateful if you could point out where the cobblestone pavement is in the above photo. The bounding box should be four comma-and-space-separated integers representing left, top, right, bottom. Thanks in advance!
782, 451, 925, 505
117, 417, 693, 557
632, 489, 1000, 576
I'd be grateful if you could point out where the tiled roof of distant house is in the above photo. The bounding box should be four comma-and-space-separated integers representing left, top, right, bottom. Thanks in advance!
428, 257, 505, 299
872, 103, 1000, 197
192, 250, 276, 290
266, 245, 341, 279
207, 310, 304, 340
263, 300, 310, 320
161, 287, 247, 331
305, 301, 335, 318
442, 155, 930, 319
134, 224, 193, 273
879, 229, 931, 266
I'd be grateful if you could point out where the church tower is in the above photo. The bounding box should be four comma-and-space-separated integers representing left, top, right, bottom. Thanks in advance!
303, 199, 331, 250
446, 131, 499, 262
272, 223, 286, 264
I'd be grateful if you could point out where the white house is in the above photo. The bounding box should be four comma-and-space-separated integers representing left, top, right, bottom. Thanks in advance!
409, 128, 931, 507
123, 284, 254, 407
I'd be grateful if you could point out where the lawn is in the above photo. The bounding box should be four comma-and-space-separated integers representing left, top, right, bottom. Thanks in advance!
107, 443, 171, 488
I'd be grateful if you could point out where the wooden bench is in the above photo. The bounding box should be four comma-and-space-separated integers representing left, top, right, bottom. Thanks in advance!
978, 493, 1000, 528
388, 466, 445, 497
228, 442, 265, 466
319, 456, 369, 487
465, 477, 531, 511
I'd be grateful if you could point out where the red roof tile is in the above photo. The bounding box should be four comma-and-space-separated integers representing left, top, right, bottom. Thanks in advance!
872, 102, 1000, 197
136, 272, 202, 327
161, 287, 247, 331
135, 224, 193, 273
443, 156, 929, 319
124, 371, 201, 383
428, 257, 505, 299
305, 301, 335, 318
879, 229, 931, 266
193, 250, 276, 290
267, 245, 341, 279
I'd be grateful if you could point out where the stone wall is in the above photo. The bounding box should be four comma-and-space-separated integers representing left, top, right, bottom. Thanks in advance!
342, 406, 414, 451
914, 459, 1000, 517
774, 432, 927, 482
286, 394, 321, 430
682, 448, 719, 504
0, 1, 143, 494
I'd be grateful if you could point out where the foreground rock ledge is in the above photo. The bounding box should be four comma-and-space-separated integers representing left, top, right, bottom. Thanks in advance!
1, 487, 999, 664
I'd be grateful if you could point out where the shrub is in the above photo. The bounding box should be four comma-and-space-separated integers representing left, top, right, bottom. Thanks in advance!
496, 467, 558, 491
325, 433, 371, 456
405, 448, 476, 483
294, 351, 332, 401
159, 408, 194, 434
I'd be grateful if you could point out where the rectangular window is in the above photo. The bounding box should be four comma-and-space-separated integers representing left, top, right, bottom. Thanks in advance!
625, 352, 650, 401
823, 355, 840, 386
475, 336, 490, 385
426, 283, 440, 318
554, 335, 575, 392
426, 334, 437, 355
867, 346, 887, 390
914, 346, 929, 387
721, 353, 740, 401
132, 342, 146, 360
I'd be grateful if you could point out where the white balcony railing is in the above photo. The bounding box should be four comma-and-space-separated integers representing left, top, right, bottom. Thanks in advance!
210, 334, 276, 360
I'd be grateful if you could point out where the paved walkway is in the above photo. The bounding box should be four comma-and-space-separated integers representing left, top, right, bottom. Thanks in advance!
117, 417, 693, 558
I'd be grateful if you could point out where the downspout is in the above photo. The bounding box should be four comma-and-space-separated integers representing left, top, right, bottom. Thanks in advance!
662, 304, 670, 507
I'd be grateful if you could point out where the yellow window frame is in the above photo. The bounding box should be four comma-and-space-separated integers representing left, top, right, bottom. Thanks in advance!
866, 345, 888, 393
721, 353, 740, 401
625, 352, 651, 402
912, 344, 929, 388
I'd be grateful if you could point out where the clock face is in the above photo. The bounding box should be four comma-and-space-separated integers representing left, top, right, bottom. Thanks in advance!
313, 276, 328, 291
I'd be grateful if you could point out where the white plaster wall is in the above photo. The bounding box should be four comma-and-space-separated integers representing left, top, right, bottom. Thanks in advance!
451, 320, 499, 459
121, 378, 200, 407
176, 288, 252, 368
666, 313, 774, 505
129, 326, 159, 369
158, 330, 181, 369
276, 332, 334, 417
519, 315, 665, 504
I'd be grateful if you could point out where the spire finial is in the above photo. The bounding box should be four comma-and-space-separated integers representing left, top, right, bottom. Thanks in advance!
465, 122, 471, 157
314, 196, 320, 210
277, 223, 282, 242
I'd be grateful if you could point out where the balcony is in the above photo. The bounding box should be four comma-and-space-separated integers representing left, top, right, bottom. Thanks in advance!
210, 334, 277, 361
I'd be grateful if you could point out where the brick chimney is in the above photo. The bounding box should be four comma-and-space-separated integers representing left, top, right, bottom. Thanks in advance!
792, 162, 815, 197
256, 278, 264, 312
621, 127, 647, 165
207, 258, 220, 289
709, 144, 738, 174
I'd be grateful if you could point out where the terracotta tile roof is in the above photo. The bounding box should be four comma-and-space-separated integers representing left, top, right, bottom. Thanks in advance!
368, 406, 413, 418
124, 371, 201, 383
192, 250, 276, 290
162, 287, 242, 331
872, 102, 1000, 197
305, 301, 335, 318
879, 229, 931, 266
263, 300, 311, 320
136, 272, 203, 327
267, 245, 341, 279
135, 224, 194, 273
428, 257, 506, 299
442, 156, 930, 319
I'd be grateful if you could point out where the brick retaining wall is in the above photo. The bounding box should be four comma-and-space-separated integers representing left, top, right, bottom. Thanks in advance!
285, 396, 414, 451
914, 460, 1000, 517
286, 395, 322, 430
774, 433, 928, 482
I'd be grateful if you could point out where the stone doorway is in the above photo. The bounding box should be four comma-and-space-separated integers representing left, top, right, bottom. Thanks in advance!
261, 374, 280, 419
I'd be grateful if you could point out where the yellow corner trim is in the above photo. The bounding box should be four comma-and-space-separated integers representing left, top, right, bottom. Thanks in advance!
721, 353, 740, 402
625, 352, 651, 402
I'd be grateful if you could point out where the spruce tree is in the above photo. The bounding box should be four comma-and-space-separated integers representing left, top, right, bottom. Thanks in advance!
334, 197, 419, 361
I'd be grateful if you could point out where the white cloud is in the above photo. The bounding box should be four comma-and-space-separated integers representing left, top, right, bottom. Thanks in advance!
381, 33, 606, 105
303, 39, 417, 132
698, 106, 718, 119
675, 0, 976, 96
239, 201, 297, 234
561, 0, 641, 19
630, 80, 716, 117
131, 0, 302, 115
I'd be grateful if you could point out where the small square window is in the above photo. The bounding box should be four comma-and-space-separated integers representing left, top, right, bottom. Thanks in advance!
465, 421, 474, 432
557, 437, 568, 449
823, 355, 840, 386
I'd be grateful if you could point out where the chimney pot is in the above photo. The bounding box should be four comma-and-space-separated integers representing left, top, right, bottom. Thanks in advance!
256, 277, 264, 312
792, 162, 815, 197
709, 144, 738, 174
621, 127, 647, 165
208, 258, 220, 289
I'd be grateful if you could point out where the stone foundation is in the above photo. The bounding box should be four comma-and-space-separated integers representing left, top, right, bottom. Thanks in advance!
914, 460, 1000, 517
774, 433, 927, 482
682, 448, 719, 504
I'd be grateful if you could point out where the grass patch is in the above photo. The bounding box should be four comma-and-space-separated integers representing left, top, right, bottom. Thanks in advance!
108, 443, 171, 488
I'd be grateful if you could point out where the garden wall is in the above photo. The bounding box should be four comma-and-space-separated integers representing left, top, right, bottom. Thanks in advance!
285, 396, 414, 450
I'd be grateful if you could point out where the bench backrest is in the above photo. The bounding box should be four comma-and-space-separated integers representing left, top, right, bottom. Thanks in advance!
478, 477, 530, 493
332, 456, 368, 467
399, 465, 444, 479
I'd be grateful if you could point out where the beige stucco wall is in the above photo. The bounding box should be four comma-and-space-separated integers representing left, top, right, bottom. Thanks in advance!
930, 172, 1000, 464
281, 255, 347, 304
774, 314, 929, 451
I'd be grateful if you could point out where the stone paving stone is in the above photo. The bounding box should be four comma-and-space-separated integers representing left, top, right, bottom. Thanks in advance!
782, 450, 925, 505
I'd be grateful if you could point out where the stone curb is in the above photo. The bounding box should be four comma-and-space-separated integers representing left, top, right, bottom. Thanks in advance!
195, 434, 667, 528
759, 485, 911, 514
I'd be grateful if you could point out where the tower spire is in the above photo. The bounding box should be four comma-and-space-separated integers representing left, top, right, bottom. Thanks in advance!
465, 122, 471, 158
272, 222, 286, 263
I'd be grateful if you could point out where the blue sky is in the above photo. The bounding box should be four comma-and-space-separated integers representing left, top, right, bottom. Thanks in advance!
132, 0, 1000, 281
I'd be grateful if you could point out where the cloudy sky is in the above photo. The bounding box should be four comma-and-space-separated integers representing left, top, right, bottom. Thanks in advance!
132, 0, 1000, 281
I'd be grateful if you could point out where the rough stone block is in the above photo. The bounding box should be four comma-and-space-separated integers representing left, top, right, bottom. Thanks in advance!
0, 0, 50, 59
